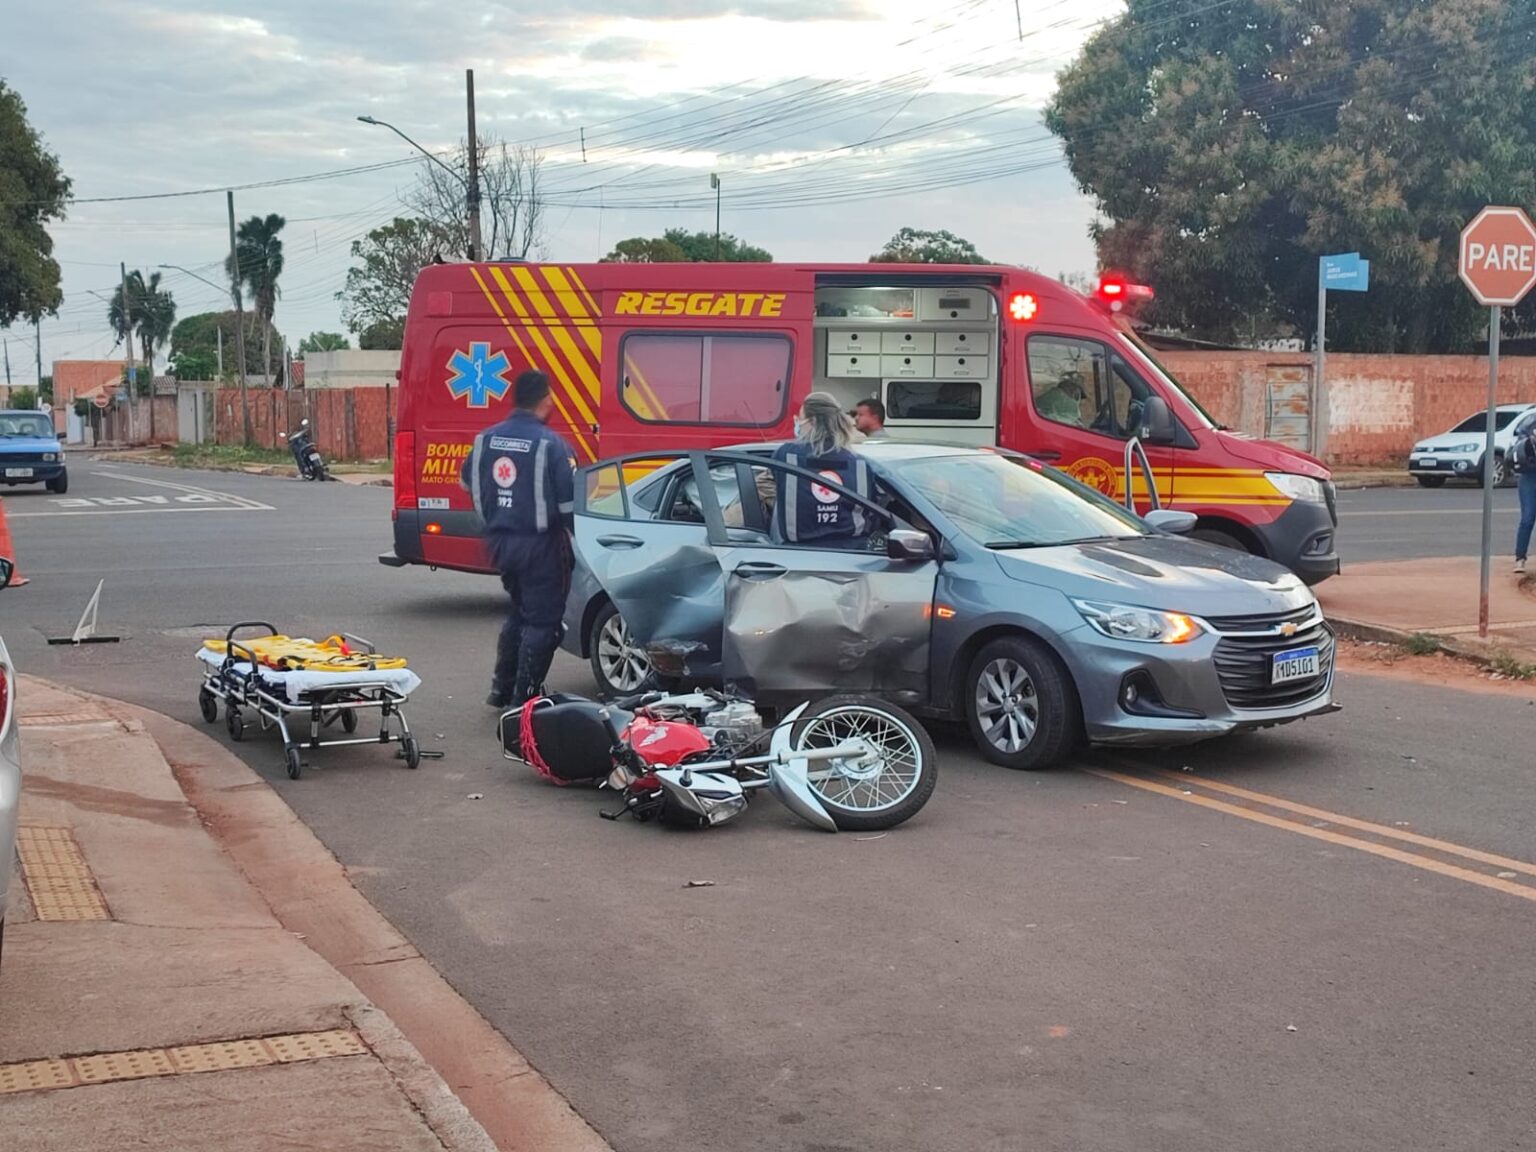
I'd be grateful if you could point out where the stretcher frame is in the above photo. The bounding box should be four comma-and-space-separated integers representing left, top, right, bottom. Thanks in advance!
197, 621, 421, 780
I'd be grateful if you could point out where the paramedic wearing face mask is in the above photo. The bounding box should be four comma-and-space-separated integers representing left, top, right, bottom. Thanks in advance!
461, 370, 576, 709
772, 391, 871, 545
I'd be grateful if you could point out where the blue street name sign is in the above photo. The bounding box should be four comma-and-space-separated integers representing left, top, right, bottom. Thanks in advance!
1320, 252, 1370, 292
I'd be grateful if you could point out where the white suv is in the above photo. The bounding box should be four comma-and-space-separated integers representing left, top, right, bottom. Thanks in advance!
1407, 404, 1536, 488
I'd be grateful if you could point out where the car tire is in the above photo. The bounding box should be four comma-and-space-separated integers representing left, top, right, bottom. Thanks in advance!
588, 602, 654, 700
46, 471, 67, 494
1190, 526, 1249, 553
965, 635, 1080, 771
1491, 453, 1512, 488
1415, 475, 1446, 488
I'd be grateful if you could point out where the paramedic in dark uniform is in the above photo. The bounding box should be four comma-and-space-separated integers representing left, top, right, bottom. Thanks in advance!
461, 370, 576, 708
774, 391, 870, 546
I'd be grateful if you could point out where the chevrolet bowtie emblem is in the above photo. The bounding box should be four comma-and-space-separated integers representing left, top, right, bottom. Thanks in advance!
1279, 622, 1299, 637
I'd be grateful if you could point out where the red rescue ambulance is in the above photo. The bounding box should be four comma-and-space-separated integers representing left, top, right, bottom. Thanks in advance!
382, 262, 1339, 584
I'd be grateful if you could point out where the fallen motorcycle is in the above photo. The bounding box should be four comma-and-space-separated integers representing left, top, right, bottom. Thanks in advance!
500, 690, 936, 832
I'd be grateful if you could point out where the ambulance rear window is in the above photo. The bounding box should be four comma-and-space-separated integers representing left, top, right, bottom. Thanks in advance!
620, 333, 790, 427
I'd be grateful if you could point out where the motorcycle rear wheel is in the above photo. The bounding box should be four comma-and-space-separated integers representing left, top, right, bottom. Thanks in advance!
790, 695, 936, 832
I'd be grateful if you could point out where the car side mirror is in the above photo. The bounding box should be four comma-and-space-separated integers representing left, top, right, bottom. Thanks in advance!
887, 528, 935, 562
301, 418, 310, 428
1144, 509, 1197, 535
1140, 395, 1175, 445
0, 558, 13, 589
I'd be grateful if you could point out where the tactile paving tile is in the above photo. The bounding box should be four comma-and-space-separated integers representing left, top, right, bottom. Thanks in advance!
0, 1031, 368, 1096
15, 826, 111, 921
19, 711, 115, 727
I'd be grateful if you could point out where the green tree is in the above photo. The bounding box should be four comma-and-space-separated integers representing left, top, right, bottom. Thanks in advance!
226, 213, 286, 381
601, 228, 772, 263
9, 386, 37, 410
298, 331, 349, 354
338, 217, 451, 341
869, 228, 990, 264
1047, 0, 1536, 352
359, 318, 405, 350
0, 81, 70, 326
38, 374, 52, 404
168, 310, 279, 381
107, 270, 176, 381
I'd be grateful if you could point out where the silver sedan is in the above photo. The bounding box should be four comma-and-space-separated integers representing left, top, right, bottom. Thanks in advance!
562, 443, 1337, 770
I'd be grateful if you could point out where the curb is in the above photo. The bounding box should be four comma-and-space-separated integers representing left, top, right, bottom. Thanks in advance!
30, 677, 612, 1152
1331, 474, 1417, 490
1329, 615, 1533, 671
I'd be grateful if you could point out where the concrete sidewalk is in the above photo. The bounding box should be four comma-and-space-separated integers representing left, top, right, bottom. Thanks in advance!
0, 679, 606, 1151
1319, 556, 1536, 665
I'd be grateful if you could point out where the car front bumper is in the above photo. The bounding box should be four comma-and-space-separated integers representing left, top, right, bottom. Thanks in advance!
1408, 453, 1483, 478
1063, 622, 1338, 748
0, 462, 64, 482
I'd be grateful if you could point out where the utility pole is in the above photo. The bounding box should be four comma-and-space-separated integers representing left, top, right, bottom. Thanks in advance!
711, 173, 722, 260
3, 337, 11, 389
34, 316, 42, 398
228, 189, 253, 445
216, 325, 224, 378
465, 68, 484, 262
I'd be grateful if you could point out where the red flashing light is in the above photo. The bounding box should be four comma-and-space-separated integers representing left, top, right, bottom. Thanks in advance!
1100, 280, 1125, 297
1009, 292, 1039, 321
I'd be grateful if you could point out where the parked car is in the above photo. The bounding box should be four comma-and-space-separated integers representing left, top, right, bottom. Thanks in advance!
1406, 404, 1536, 488
0, 409, 67, 493
0, 556, 20, 965
563, 442, 1336, 770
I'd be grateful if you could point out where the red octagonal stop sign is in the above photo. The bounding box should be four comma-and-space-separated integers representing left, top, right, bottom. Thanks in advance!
1460, 206, 1536, 307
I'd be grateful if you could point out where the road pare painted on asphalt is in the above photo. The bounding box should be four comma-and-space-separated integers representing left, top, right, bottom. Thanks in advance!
6, 470, 274, 516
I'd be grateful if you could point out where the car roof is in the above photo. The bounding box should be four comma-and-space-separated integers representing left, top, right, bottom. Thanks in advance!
716, 439, 992, 461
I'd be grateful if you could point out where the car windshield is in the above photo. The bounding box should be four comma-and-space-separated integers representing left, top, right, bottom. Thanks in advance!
0, 414, 53, 438
1450, 411, 1522, 434
889, 452, 1148, 548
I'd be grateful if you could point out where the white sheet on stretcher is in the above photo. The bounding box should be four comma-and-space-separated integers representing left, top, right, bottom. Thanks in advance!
197, 647, 422, 704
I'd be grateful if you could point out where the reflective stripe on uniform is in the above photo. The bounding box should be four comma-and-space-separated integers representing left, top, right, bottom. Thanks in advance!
534, 437, 550, 533
784, 450, 801, 542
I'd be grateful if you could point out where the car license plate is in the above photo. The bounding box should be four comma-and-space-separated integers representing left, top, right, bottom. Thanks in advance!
5, 467, 32, 478
1419, 458, 1437, 468
1272, 646, 1320, 684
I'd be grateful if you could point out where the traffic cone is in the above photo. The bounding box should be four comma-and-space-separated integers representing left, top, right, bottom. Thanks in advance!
0, 497, 28, 587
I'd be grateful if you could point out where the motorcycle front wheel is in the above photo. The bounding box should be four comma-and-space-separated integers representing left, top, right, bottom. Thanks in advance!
790, 695, 937, 832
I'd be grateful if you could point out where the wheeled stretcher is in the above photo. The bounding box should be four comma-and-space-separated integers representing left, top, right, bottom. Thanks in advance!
196, 622, 423, 780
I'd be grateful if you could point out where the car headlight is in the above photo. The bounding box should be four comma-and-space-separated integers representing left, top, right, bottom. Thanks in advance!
1412, 444, 1430, 454
1450, 442, 1479, 453
1073, 599, 1205, 644
1265, 472, 1327, 503
42, 453, 55, 462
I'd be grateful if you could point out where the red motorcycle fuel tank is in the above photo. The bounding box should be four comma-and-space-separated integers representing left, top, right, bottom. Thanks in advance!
623, 715, 713, 768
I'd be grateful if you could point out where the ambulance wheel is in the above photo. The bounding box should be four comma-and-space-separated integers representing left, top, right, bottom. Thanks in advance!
341, 709, 358, 733
402, 736, 421, 770
226, 708, 245, 742
198, 688, 218, 724
285, 745, 303, 780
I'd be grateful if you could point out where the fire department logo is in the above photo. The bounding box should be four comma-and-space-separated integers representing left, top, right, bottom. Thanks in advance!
1065, 456, 1118, 498
492, 457, 517, 488
446, 342, 513, 408
810, 470, 843, 504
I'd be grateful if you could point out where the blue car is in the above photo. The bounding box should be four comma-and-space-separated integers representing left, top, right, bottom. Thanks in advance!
0, 410, 67, 493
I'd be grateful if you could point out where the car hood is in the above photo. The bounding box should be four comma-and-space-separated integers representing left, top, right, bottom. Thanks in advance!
1413, 431, 1498, 451
0, 436, 60, 453
995, 534, 1316, 617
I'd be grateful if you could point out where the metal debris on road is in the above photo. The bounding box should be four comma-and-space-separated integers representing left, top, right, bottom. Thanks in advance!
855, 833, 888, 841
467, 793, 484, 800
685, 879, 716, 888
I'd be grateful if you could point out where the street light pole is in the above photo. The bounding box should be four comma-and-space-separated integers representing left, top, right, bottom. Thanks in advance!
357, 109, 480, 261
465, 69, 484, 263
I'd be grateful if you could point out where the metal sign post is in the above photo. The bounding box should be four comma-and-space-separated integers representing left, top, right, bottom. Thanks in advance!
1457, 206, 1536, 638
1314, 253, 1370, 459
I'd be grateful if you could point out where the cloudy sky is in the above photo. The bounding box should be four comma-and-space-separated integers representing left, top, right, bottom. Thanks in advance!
3, 0, 1122, 385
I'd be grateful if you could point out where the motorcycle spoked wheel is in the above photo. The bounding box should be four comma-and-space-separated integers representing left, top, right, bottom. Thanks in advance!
788, 696, 937, 832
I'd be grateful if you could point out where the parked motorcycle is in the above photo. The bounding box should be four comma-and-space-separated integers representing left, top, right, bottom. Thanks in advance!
284, 419, 331, 481
501, 690, 937, 833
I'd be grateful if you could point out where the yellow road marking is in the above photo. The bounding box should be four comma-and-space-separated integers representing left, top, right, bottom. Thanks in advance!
1085, 768, 1536, 904
1148, 769, 1536, 879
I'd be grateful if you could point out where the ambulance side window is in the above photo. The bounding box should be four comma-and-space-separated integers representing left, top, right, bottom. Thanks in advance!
620, 333, 790, 427
1027, 335, 1151, 440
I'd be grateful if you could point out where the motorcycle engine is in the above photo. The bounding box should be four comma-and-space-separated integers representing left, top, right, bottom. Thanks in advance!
702, 701, 764, 754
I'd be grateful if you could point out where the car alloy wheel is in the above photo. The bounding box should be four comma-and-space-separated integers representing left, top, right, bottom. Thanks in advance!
596, 610, 652, 695
975, 657, 1039, 754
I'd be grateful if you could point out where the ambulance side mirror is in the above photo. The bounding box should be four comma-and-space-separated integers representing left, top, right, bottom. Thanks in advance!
1140, 396, 1175, 445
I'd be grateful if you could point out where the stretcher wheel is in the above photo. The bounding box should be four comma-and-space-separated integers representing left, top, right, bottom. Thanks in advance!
226, 708, 245, 742
198, 688, 218, 724
285, 745, 303, 780
341, 709, 358, 734
402, 736, 421, 770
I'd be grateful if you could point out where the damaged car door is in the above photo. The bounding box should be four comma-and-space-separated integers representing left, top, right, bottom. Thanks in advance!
573, 456, 725, 682
690, 451, 940, 707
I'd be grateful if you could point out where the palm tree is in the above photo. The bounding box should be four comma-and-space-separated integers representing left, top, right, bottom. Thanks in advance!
226, 213, 286, 384
136, 272, 176, 378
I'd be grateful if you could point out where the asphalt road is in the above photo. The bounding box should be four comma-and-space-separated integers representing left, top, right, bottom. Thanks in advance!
5, 463, 1536, 1152
1337, 483, 1523, 562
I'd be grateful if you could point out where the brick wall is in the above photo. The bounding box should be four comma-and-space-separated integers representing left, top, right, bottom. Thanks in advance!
214, 388, 392, 459
1159, 351, 1536, 465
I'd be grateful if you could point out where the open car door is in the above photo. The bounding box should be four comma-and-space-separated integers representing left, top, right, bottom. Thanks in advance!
573, 454, 724, 682
689, 450, 940, 707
